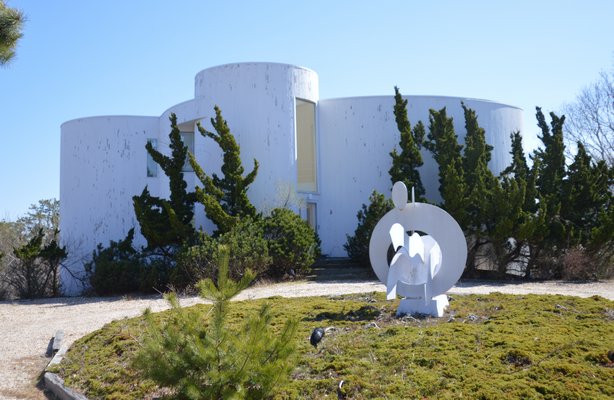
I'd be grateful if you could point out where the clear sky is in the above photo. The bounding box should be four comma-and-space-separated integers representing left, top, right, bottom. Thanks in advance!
1, 0, 612, 220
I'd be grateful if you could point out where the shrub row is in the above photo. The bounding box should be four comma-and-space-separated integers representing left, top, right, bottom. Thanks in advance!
87, 208, 320, 295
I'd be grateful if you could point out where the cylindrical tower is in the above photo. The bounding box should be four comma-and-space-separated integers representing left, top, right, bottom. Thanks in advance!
163, 62, 320, 232
60, 116, 159, 293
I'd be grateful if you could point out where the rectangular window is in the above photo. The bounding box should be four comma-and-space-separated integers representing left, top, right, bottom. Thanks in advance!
296, 99, 317, 192
180, 132, 195, 172
306, 202, 317, 232
146, 138, 157, 177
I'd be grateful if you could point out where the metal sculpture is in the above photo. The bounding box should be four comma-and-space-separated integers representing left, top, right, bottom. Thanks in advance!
369, 182, 467, 316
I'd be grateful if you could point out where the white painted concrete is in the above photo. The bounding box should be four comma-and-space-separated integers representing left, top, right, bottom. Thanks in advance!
60, 116, 159, 294
59, 62, 522, 294
317, 95, 522, 257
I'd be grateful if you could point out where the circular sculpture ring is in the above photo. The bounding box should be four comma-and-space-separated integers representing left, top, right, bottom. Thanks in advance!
369, 184, 467, 298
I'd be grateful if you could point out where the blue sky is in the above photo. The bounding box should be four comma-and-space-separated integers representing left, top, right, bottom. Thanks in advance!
1, 0, 612, 219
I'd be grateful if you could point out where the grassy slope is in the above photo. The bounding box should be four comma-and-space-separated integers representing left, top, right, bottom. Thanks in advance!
52, 292, 614, 399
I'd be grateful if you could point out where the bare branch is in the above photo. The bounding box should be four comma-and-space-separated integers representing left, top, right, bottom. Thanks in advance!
562, 66, 614, 166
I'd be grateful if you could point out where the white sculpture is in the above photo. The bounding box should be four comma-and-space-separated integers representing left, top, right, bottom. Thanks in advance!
369, 182, 467, 317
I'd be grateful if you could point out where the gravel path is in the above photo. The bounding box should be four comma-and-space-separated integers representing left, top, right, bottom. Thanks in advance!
1, 279, 612, 400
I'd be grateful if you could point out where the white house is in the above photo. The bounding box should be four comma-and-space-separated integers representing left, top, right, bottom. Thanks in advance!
60, 62, 522, 294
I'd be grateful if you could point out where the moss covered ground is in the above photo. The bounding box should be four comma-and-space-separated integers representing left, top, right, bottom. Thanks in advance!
52, 292, 614, 399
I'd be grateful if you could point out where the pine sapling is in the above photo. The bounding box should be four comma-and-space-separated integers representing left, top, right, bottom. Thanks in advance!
134, 245, 298, 399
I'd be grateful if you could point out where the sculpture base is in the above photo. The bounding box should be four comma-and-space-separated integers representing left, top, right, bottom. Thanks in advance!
397, 294, 449, 317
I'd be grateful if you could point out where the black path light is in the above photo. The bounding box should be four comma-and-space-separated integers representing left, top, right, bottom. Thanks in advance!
309, 327, 325, 348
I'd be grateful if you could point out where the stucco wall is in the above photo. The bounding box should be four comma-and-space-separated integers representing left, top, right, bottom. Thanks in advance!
316, 96, 522, 257
165, 63, 320, 231
59, 62, 522, 294
60, 116, 159, 293
60, 63, 320, 293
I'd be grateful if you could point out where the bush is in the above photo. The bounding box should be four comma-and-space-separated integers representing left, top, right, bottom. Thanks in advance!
2, 229, 67, 299
218, 217, 271, 279
174, 234, 216, 289
264, 208, 320, 277
177, 218, 271, 283
88, 209, 319, 295
344, 191, 393, 266
139, 256, 175, 293
85, 229, 142, 295
134, 245, 297, 399
561, 245, 607, 281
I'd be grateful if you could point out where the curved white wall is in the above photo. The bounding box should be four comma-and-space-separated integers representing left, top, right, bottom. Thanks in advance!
60, 63, 320, 293
317, 96, 522, 257
60, 116, 158, 293
164, 63, 319, 231
59, 62, 522, 294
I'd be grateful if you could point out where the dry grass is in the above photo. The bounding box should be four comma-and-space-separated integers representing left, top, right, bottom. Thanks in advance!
51, 292, 614, 399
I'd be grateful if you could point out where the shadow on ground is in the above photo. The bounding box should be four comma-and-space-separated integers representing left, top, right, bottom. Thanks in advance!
307, 257, 378, 283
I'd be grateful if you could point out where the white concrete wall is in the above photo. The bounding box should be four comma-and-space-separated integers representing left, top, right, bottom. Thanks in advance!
60, 116, 159, 294
317, 96, 522, 257
164, 62, 320, 230
59, 62, 523, 294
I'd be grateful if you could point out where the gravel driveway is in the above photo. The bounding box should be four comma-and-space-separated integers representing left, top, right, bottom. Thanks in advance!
1, 278, 612, 400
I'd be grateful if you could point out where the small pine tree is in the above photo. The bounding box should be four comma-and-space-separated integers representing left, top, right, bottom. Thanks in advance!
6, 229, 66, 298
0, 1, 24, 65
10, 229, 45, 298
134, 245, 298, 400
190, 106, 259, 235
133, 113, 196, 253
38, 230, 67, 297
388, 86, 426, 200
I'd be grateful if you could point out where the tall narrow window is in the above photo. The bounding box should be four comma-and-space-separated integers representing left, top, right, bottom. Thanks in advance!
306, 202, 317, 232
146, 138, 157, 177
180, 132, 195, 172
296, 99, 317, 192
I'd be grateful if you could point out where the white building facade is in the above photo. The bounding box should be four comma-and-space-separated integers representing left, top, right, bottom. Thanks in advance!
60, 62, 522, 294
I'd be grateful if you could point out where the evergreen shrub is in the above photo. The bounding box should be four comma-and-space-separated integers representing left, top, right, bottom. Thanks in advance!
139, 256, 175, 293
344, 191, 393, 266
86, 229, 142, 295
264, 208, 320, 277
175, 234, 216, 288
134, 245, 297, 399
218, 217, 271, 279
177, 217, 271, 283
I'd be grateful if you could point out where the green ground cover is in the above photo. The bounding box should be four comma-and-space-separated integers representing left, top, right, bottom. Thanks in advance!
51, 292, 614, 399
